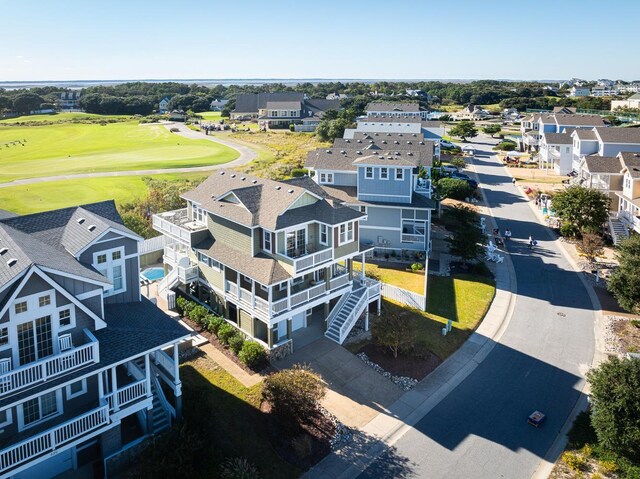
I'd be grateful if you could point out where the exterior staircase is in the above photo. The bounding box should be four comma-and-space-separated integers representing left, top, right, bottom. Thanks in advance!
325, 286, 368, 344
609, 215, 629, 245
133, 357, 172, 434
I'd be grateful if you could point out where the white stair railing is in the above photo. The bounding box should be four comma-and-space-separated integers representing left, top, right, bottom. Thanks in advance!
325, 292, 351, 330
337, 289, 369, 344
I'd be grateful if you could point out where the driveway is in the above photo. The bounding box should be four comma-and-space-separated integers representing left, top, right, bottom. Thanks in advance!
0, 121, 257, 189
275, 338, 404, 429
356, 135, 596, 478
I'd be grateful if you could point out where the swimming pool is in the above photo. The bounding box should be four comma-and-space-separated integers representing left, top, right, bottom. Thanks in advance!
141, 267, 165, 281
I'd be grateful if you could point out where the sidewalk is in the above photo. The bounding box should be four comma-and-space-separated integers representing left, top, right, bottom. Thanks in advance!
305, 191, 518, 478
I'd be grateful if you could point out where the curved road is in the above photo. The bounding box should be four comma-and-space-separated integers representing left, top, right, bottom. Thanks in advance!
0, 122, 256, 188
359, 136, 596, 478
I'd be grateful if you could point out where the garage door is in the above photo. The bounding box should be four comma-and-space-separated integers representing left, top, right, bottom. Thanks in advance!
291, 311, 306, 332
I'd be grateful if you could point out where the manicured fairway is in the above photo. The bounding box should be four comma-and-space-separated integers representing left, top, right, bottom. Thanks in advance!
0, 112, 127, 124
196, 111, 223, 121
0, 173, 208, 214
0, 120, 238, 183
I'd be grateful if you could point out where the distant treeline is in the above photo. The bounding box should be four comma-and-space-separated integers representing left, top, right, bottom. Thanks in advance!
0, 80, 616, 117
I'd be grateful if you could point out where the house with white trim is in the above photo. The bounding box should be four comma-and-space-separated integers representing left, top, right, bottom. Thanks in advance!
152, 171, 382, 351
571, 126, 640, 172
616, 152, 640, 235
158, 97, 171, 113
0, 201, 189, 478
539, 132, 573, 174
365, 102, 427, 120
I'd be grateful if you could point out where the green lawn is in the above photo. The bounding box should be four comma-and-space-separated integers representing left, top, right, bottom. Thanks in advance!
354, 261, 426, 294
128, 354, 299, 479
0, 172, 208, 214
0, 112, 128, 124
0, 120, 238, 183
196, 111, 223, 122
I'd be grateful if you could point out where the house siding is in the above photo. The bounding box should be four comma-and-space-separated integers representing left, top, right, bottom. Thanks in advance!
332, 172, 357, 187
199, 263, 224, 292
209, 215, 252, 253
601, 143, 640, 157
357, 167, 412, 200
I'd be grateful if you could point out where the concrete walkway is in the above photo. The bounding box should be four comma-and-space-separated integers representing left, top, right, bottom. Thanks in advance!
0, 121, 257, 188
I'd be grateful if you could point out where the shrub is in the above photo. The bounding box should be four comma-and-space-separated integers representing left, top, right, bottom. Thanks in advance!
181, 300, 196, 319
228, 335, 245, 355
291, 167, 310, 178
560, 222, 580, 238
496, 141, 516, 151
411, 263, 424, 271
436, 177, 474, 200
176, 296, 187, 314
449, 157, 466, 169
238, 341, 267, 368
372, 310, 417, 358
217, 323, 237, 345
262, 365, 326, 423
598, 460, 619, 474
190, 305, 208, 325
291, 434, 313, 460
218, 457, 261, 479
207, 315, 226, 335
562, 451, 587, 472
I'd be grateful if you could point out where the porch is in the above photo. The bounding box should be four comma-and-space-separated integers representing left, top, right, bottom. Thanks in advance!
152, 208, 209, 247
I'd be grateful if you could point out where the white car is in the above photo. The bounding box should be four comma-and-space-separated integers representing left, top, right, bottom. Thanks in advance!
440, 140, 456, 148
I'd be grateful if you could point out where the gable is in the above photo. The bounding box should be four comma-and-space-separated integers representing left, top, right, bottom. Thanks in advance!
285, 192, 320, 212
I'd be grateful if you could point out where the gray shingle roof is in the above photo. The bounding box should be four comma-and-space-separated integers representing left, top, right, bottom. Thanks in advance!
619, 152, 640, 178
595, 127, 640, 144
541, 132, 573, 145
264, 101, 302, 110
366, 102, 420, 113
233, 93, 304, 113
182, 170, 363, 230
553, 114, 605, 127
583, 155, 623, 174
306, 146, 428, 171
0, 210, 16, 220
573, 129, 598, 141
362, 116, 423, 124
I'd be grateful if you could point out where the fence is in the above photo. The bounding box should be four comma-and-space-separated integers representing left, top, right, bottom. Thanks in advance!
381, 283, 426, 310
140, 235, 175, 255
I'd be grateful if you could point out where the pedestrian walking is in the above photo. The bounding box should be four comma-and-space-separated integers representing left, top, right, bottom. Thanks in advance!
528, 236, 537, 249
512, 177, 516, 185
504, 228, 512, 241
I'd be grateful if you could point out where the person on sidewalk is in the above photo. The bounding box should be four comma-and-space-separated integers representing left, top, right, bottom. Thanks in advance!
528, 236, 537, 249
504, 228, 512, 241
512, 177, 516, 185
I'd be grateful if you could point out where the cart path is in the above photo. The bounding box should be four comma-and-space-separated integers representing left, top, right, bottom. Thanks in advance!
0, 122, 257, 188
356, 135, 596, 479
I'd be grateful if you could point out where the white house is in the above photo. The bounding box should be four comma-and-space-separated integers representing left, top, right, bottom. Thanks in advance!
158, 97, 170, 113
611, 93, 640, 112
539, 132, 573, 174
209, 99, 229, 111
569, 87, 591, 97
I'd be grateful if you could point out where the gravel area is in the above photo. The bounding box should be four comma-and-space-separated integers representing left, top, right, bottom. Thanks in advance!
319, 406, 352, 450
356, 352, 419, 391
603, 315, 625, 355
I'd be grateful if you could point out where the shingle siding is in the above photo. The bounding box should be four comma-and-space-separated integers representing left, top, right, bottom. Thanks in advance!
209, 215, 252, 253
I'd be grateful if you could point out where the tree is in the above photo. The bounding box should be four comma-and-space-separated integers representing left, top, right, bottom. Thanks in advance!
443, 204, 485, 262
12, 93, 44, 115
262, 365, 326, 425
449, 157, 466, 169
608, 235, 640, 313
587, 356, 640, 458
482, 124, 502, 138
577, 233, 604, 264
315, 118, 351, 142
449, 120, 478, 141
436, 178, 474, 200
551, 186, 610, 237
372, 310, 416, 358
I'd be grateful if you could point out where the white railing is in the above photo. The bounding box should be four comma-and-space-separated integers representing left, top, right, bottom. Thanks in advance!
294, 124, 316, 132
367, 279, 381, 298
381, 283, 426, 310
0, 331, 99, 398
401, 234, 425, 243
326, 292, 351, 330
338, 290, 368, 344
239, 287, 252, 304
329, 273, 350, 290
163, 244, 189, 265
272, 297, 288, 315
177, 265, 198, 283
157, 267, 178, 293
254, 296, 269, 315
290, 283, 327, 308
107, 379, 148, 411
153, 349, 175, 379
225, 280, 238, 298
153, 374, 176, 420
0, 404, 109, 475
152, 211, 193, 243
293, 248, 333, 273
140, 235, 176, 255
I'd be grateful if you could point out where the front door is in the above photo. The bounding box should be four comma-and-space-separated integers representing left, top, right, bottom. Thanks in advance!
291, 311, 306, 331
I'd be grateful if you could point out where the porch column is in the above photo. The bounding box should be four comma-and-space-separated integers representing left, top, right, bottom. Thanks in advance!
268, 286, 273, 315
324, 267, 331, 290
364, 309, 369, 331
267, 327, 273, 348
173, 343, 180, 383
97, 370, 104, 400
145, 353, 152, 399
287, 318, 292, 339
173, 343, 183, 418
324, 302, 330, 330
377, 296, 382, 316
236, 272, 241, 297
111, 367, 119, 412
286, 280, 291, 311
348, 259, 353, 281
361, 253, 366, 286
251, 280, 256, 309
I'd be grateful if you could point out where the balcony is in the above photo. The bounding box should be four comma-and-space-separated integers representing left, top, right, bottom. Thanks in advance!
290, 248, 333, 274
177, 264, 199, 283
0, 329, 99, 399
152, 208, 208, 246
0, 403, 110, 476
105, 378, 148, 412
414, 178, 432, 198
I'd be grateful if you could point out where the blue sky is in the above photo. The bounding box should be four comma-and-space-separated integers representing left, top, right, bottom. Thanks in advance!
1, 0, 638, 81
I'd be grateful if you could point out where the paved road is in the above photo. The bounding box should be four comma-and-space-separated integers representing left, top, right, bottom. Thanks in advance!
0, 122, 257, 188
359, 136, 596, 478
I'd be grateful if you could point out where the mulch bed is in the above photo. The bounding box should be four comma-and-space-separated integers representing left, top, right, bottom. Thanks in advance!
261, 401, 334, 470
358, 343, 441, 381
181, 316, 271, 375
614, 319, 640, 353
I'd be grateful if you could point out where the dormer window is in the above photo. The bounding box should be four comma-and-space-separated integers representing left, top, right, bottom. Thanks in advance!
263, 231, 272, 252
319, 172, 334, 184
93, 247, 126, 297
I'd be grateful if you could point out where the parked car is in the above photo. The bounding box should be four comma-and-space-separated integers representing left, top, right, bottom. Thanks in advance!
440, 140, 456, 148
450, 172, 478, 189
441, 165, 459, 174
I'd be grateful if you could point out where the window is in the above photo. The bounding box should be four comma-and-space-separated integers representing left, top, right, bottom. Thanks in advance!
17, 316, 53, 366
319, 172, 334, 184
93, 247, 126, 296
339, 222, 354, 245
292, 276, 304, 285
21, 391, 59, 428
38, 295, 51, 307
359, 206, 368, 214
0, 408, 12, 428
66, 379, 87, 399
395, 168, 404, 181
59, 309, 71, 327
259, 284, 268, 292
209, 258, 221, 271
193, 205, 206, 224
278, 282, 287, 292
263, 231, 272, 252
319, 224, 328, 245
14, 301, 27, 314
365, 167, 373, 179
286, 228, 306, 258
380, 167, 389, 180
0, 328, 7, 347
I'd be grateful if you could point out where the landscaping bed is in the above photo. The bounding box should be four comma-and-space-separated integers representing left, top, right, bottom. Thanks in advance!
613, 318, 640, 353
356, 343, 441, 380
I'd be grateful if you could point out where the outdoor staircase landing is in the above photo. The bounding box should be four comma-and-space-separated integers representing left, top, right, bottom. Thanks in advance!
325, 287, 367, 344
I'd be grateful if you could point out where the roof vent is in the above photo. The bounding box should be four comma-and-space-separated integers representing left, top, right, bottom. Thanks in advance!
340, 150, 346, 154
395, 151, 400, 155
357, 139, 362, 143
275, 186, 281, 190
394, 140, 399, 144
326, 150, 331, 153
241, 177, 246, 181
88, 225, 97, 232
357, 150, 362, 154
386, 133, 391, 136
382, 140, 387, 144
345, 139, 350, 143
252, 179, 258, 184
288, 189, 294, 194
7, 258, 17, 267
387, 156, 393, 160
77, 217, 85, 224
419, 141, 424, 145
408, 152, 413, 156
220, 171, 225, 175
231, 174, 236, 178
0, 248, 7, 255
378, 155, 384, 159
